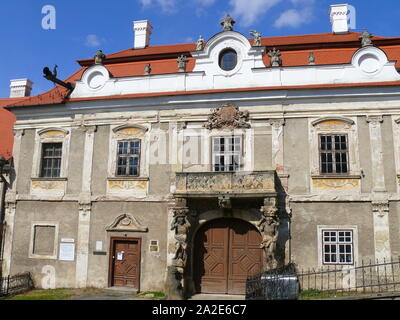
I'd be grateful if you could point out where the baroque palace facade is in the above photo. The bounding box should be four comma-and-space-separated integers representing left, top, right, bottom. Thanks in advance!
2, 4, 400, 297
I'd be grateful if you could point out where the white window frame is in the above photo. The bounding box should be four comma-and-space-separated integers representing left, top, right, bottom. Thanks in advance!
317, 225, 358, 267
212, 135, 242, 172
29, 222, 59, 260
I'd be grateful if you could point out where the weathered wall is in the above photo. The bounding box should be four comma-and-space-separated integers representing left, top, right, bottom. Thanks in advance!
290, 202, 374, 269
87, 201, 168, 291
91, 125, 109, 196
284, 118, 309, 194
16, 129, 34, 194
66, 128, 85, 195
382, 116, 397, 193
10, 201, 79, 288
357, 116, 373, 194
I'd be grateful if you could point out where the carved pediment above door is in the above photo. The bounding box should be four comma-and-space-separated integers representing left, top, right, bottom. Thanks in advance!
106, 214, 148, 232
204, 104, 250, 130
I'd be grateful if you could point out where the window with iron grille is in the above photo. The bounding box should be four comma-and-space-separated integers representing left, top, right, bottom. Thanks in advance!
40, 143, 62, 178
116, 140, 140, 176
322, 230, 353, 265
319, 134, 349, 174
212, 136, 241, 172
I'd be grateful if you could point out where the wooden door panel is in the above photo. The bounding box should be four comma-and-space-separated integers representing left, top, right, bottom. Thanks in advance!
111, 239, 140, 289
195, 219, 262, 295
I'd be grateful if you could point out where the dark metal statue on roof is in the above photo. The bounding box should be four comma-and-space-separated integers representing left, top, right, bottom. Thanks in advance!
94, 50, 106, 65
268, 48, 282, 67
220, 14, 235, 32
250, 30, 262, 47
359, 30, 373, 47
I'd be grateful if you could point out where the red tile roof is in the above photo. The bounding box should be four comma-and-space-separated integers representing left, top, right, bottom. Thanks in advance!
0, 98, 28, 159
4, 32, 400, 110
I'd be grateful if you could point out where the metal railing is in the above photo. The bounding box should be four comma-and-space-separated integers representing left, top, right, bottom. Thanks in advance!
0, 273, 34, 297
246, 264, 298, 300
298, 257, 400, 294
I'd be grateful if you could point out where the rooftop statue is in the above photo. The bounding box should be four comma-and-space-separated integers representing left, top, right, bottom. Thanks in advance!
268, 48, 282, 67
94, 50, 106, 65
308, 52, 315, 65
196, 35, 204, 51
359, 30, 373, 47
249, 30, 262, 47
144, 64, 151, 75
176, 55, 189, 72
220, 14, 235, 32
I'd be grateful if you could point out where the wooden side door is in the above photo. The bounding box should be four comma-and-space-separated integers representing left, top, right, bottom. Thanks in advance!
194, 220, 229, 294
228, 220, 262, 294
110, 238, 141, 289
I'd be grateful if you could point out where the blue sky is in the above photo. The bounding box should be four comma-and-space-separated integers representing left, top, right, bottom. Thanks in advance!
0, 0, 399, 98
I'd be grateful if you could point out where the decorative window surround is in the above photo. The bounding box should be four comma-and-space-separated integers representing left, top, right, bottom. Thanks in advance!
309, 117, 361, 194
29, 222, 59, 260
31, 128, 71, 197
317, 225, 359, 267
107, 124, 150, 198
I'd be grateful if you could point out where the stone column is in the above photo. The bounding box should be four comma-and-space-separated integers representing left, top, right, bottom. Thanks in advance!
75, 126, 96, 288
366, 116, 391, 261
367, 116, 386, 192
269, 119, 285, 174
372, 200, 391, 261
1, 129, 24, 276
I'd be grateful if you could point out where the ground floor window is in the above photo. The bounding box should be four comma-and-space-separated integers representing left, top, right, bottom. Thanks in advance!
322, 230, 353, 265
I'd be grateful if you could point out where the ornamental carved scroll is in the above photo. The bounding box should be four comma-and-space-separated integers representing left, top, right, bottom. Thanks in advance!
204, 104, 250, 130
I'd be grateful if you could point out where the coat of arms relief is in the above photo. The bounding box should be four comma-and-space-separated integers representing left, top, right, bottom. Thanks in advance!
203, 104, 250, 130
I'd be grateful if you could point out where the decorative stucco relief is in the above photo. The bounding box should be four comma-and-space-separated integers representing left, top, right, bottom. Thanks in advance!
204, 104, 250, 130
106, 213, 148, 232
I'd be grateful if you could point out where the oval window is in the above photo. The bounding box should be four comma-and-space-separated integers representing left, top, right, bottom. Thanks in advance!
219, 49, 237, 71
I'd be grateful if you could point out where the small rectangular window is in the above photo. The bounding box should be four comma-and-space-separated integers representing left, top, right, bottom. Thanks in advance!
212, 136, 241, 172
40, 143, 62, 178
116, 140, 141, 176
322, 230, 353, 265
319, 135, 349, 174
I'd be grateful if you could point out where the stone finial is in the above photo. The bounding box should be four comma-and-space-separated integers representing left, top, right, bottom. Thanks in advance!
196, 35, 204, 51
220, 14, 235, 32
144, 63, 151, 75
176, 55, 189, 72
249, 30, 262, 47
94, 50, 106, 65
308, 52, 315, 65
268, 48, 282, 67
359, 29, 373, 47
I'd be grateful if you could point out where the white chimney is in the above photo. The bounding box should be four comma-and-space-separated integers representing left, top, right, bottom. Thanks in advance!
330, 4, 349, 34
9, 78, 33, 98
133, 20, 153, 49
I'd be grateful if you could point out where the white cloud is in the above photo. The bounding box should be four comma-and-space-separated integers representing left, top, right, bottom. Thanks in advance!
85, 34, 103, 48
138, 0, 177, 13
229, 0, 282, 27
274, 7, 313, 28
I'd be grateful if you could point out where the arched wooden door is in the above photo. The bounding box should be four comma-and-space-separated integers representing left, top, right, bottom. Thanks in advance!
194, 218, 263, 295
